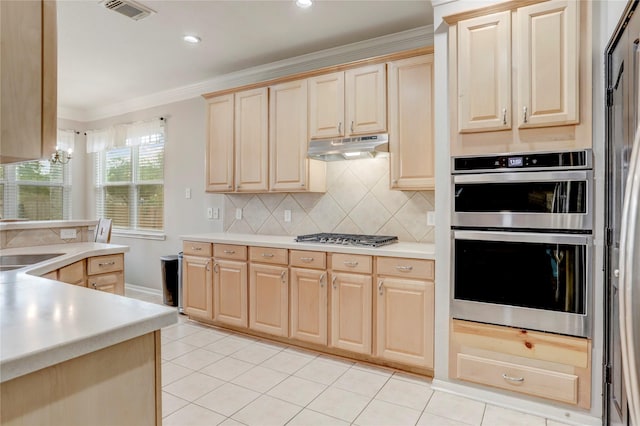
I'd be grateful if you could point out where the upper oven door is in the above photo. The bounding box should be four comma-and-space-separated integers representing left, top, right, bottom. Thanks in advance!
453, 169, 593, 230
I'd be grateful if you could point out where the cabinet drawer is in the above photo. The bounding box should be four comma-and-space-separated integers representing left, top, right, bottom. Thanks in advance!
58, 260, 85, 284
249, 246, 288, 265
455, 353, 579, 405
214, 244, 247, 261
87, 254, 123, 275
331, 253, 372, 273
183, 241, 213, 257
376, 257, 434, 280
290, 250, 326, 269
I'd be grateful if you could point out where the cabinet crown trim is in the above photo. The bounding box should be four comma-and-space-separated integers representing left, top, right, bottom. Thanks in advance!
443, 0, 549, 24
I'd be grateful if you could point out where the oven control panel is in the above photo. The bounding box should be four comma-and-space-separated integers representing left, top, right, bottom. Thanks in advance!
452, 150, 592, 173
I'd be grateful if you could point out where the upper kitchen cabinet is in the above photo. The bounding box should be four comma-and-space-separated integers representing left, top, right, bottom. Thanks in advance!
235, 87, 269, 192
448, 0, 591, 156
0, 0, 57, 164
269, 79, 326, 192
387, 54, 435, 190
206, 94, 235, 192
308, 64, 387, 139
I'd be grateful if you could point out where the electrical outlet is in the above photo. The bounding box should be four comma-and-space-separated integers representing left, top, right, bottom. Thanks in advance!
185, 187, 191, 199
212, 208, 219, 219
284, 210, 291, 223
427, 211, 435, 226
207, 207, 213, 219
60, 228, 77, 239
235, 208, 243, 220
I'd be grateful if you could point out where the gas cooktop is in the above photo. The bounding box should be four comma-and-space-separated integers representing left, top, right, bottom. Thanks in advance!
295, 233, 398, 248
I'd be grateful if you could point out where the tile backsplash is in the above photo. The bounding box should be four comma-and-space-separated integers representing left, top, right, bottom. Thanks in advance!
224, 158, 435, 243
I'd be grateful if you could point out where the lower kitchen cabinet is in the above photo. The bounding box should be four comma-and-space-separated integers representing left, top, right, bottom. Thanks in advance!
330, 271, 372, 355
249, 247, 289, 337
290, 267, 328, 345
87, 254, 125, 295
450, 319, 591, 409
57, 260, 86, 287
213, 258, 248, 328
183, 255, 213, 319
376, 257, 435, 369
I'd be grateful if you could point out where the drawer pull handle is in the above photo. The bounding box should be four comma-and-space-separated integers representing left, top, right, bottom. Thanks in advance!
98, 261, 116, 267
395, 265, 413, 272
344, 261, 359, 267
281, 270, 287, 283
262, 253, 275, 258
300, 257, 314, 263
192, 247, 202, 251
502, 373, 525, 383
223, 250, 235, 254
378, 279, 384, 295
332, 275, 337, 289
213, 263, 219, 273
320, 273, 326, 287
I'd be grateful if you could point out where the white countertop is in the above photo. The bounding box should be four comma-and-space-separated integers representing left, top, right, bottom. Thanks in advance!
179, 233, 435, 260
0, 219, 98, 231
0, 243, 177, 382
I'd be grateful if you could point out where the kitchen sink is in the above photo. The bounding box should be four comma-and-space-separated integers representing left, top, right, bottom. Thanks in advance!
0, 253, 64, 269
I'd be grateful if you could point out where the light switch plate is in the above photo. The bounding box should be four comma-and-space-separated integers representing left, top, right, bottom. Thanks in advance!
212, 208, 219, 219
284, 210, 291, 223
207, 207, 213, 219
235, 208, 242, 220
60, 228, 77, 239
427, 211, 435, 226
185, 188, 191, 199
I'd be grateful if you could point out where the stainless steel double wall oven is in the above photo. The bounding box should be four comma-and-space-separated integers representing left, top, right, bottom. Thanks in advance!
451, 150, 594, 338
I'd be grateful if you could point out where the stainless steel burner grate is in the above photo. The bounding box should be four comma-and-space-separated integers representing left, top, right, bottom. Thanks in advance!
294, 233, 398, 247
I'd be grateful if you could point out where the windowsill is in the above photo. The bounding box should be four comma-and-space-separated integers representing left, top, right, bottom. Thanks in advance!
111, 229, 166, 241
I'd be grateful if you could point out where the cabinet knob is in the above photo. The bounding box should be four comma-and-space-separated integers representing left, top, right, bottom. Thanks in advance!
91, 282, 97, 289
614, 269, 620, 278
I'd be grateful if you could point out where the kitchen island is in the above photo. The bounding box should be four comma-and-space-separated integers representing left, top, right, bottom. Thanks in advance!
0, 244, 177, 425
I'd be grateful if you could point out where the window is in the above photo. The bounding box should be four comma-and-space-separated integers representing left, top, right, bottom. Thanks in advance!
92, 118, 165, 235
0, 160, 71, 220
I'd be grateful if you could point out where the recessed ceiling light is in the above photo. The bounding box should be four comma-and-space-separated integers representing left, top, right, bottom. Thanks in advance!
183, 35, 201, 44
296, 0, 312, 8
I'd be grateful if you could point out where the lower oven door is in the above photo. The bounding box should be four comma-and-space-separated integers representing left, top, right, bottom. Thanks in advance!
451, 230, 592, 337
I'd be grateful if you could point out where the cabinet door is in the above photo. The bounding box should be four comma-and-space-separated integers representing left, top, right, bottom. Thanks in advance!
290, 268, 327, 345
376, 277, 434, 369
457, 11, 511, 133
206, 94, 234, 192
308, 72, 345, 139
517, 0, 579, 128
0, 0, 57, 164
269, 79, 308, 191
58, 260, 86, 286
213, 259, 248, 328
388, 55, 435, 190
249, 263, 288, 336
183, 255, 213, 319
330, 272, 372, 355
88, 271, 124, 295
235, 88, 268, 192
345, 64, 387, 135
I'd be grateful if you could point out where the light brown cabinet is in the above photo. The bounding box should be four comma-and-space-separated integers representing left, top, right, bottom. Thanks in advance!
58, 260, 86, 287
308, 64, 386, 139
448, 0, 590, 156
249, 247, 289, 337
182, 241, 213, 319
450, 319, 591, 408
235, 88, 269, 192
289, 250, 328, 345
0, 0, 57, 164
269, 79, 326, 192
329, 253, 373, 355
87, 254, 124, 294
375, 257, 434, 369
387, 54, 435, 190
205, 94, 234, 192
213, 244, 248, 328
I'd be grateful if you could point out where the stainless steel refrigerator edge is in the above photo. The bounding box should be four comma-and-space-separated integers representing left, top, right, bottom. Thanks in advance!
606, 2, 640, 424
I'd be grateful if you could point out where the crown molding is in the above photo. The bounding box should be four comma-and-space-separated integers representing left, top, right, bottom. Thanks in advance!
62, 25, 433, 122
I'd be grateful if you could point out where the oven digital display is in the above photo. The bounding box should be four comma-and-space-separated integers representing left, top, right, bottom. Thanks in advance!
508, 156, 524, 167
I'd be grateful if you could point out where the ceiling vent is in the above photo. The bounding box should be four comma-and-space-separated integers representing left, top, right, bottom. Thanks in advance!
101, 0, 155, 21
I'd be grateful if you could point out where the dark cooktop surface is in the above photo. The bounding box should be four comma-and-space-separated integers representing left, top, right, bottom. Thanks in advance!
295, 233, 398, 248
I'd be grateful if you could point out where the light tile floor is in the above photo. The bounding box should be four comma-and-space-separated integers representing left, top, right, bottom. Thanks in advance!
126, 288, 572, 426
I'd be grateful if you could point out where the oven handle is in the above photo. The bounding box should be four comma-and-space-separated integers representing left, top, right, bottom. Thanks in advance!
453, 169, 592, 184
453, 230, 592, 245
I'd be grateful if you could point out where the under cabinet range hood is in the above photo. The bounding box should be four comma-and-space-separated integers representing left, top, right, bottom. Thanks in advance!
307, 133, 389, 161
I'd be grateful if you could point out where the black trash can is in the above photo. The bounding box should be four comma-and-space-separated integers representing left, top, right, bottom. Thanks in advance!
160, 255, 179, 307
